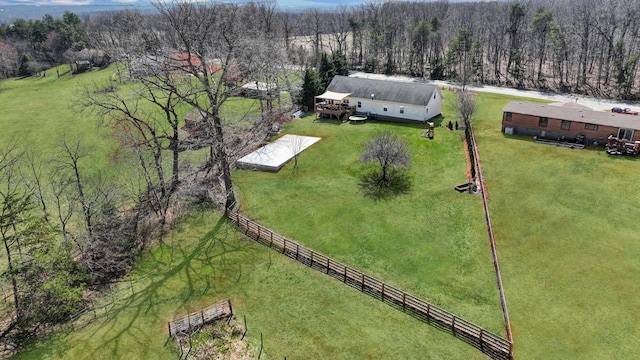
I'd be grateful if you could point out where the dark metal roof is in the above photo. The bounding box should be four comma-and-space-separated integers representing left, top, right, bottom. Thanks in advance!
503, 101, 640, 130
327, 75, 438, 106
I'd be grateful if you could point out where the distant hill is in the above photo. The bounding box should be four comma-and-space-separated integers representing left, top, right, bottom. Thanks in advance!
0, 4, 156, 23
0, 0, 366, 23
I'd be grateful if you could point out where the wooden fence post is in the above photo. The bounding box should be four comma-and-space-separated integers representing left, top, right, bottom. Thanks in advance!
270, 232, 273, 247
452, 316, 456, 335
479, 329, 484, 352
295, 244, 299, 260
282, 239, 287, 254
168, 321, 171, 337
188, 312, 191, 333
402, 293, 406, 311
343, 266, 347, 282
381, 283, 385, 300
326, 258, 330, 274
310, 252, 314, 267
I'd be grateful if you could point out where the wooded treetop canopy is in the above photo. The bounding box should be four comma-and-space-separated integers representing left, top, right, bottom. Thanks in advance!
327, 76, 439, 106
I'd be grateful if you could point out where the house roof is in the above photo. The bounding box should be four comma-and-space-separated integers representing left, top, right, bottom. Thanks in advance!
503, 101, 640, 130
327, 75, 438, 106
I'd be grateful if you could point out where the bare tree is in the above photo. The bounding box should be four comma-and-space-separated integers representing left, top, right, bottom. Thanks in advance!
456, 90, 477, 180
360, 131, 410, 184
0, 143, 26, 322
128, 1, 284, 210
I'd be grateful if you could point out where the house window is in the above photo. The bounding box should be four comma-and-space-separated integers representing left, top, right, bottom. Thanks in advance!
434, 93, 436, 99
357, 101, 362, 108
561, 120, 571, 130
538, 117, 548, 127
617, 128, 634, 141
383, 105, 388, 112
505, 112, 512, 121
344, 99, 349, 104
585, 123, 598, 131
400, 106, 404, 114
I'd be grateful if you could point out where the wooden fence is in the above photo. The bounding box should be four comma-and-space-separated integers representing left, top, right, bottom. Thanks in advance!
168, 299, 233, 337
228, 211, 513, 360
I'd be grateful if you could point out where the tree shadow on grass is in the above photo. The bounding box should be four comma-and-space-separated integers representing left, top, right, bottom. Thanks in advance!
33, 211, 258, 360
359, 169, 411, 200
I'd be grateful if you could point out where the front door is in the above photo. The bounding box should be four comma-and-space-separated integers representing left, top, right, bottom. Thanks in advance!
617, 128, 634, 141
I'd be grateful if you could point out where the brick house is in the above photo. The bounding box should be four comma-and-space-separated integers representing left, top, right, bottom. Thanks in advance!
502, 101, 640, 144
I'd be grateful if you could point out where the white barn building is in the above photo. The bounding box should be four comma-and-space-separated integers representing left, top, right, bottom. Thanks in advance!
314, 75, 442, 122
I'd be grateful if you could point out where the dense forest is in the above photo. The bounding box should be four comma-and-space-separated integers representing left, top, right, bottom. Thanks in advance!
1, 0, 640, 99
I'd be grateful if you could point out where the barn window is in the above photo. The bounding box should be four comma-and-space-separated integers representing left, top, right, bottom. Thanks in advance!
434, 93, 436, 99
538, 117, 548, 127
585, 123, 598, 131
383, 105, 388, 112
505, 112, 512, 121
561, 120, 571, 130
357, 101, 362, 108
400, 106, 404, 114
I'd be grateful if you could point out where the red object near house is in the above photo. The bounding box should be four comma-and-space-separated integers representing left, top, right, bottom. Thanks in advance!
611, 107, 639, 115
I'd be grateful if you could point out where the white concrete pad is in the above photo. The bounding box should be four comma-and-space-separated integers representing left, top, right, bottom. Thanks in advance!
236, 134, 321, 172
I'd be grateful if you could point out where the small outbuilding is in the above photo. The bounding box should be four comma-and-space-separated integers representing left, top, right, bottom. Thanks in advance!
315, 76, 442, 122
502, 101, 640, 145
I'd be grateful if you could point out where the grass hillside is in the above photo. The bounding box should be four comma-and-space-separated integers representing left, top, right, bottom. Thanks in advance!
0, 66, 119, 173
3, 70, 493, 359
4, 68, 640, 359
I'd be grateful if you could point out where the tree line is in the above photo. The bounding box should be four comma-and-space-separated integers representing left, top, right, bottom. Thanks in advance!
2, 0, 640, 99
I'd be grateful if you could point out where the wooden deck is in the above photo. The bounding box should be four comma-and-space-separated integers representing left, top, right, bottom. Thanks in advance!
168, 299, 233, 337
315, 103, 356, 120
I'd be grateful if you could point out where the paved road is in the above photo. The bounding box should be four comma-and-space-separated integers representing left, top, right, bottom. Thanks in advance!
350, 71, 640, 113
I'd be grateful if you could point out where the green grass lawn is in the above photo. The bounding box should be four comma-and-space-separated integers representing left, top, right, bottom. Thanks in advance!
0, 65, 120, 173
474, 92, 640, 359
233, 113, 505, 336
13, 209, 485, 360
6, 67, 640, 359
3, 70, 493, 359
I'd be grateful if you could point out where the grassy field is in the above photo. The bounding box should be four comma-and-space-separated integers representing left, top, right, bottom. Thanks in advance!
5, 67, 640, 359
233, 114, 505, 333
3, 69, 494, 359
13, 209, 486, 360
0, 65, 120, 174
473, 92, 640, 359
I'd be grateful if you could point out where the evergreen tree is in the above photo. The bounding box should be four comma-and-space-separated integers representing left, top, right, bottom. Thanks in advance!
332, 50, 349, 77
18, 53, 33, 76
319, 52, 335, 89
299, 67, 322, 110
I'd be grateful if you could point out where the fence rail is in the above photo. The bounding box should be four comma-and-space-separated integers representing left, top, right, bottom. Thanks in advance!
228, 211, 513, 360
168, 299, 233, 337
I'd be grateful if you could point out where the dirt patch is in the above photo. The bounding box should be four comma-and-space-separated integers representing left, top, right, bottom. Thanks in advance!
174, 316, 255, 360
